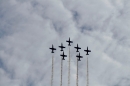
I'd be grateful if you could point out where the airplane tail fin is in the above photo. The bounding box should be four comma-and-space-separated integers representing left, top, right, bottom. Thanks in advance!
78, 59, 81, 61
62, 58, 65, 60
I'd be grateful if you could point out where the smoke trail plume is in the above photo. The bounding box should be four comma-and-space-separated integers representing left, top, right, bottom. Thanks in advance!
76, 57, 78, 86
87, 56, 89, 86
60, 57, 63, 86
68, 47, 70, 86
51, 55, 54, 86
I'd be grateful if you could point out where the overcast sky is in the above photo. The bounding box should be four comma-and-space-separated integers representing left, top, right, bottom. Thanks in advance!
0, 0, 130, 86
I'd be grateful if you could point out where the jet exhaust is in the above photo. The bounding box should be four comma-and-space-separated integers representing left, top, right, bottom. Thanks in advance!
76, 57, 79, 86
60, 57, 63, 86
87, 56, 89, 86
51, 55, 54, 86
68, 46, 70, 86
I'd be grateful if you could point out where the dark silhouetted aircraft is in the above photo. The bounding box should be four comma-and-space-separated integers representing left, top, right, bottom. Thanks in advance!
84, 47, 91, 55
76, 52, 83, 61
59, 43, 66, 51
66, 37, 73, 46
49, 44, 56, 53
60, 52, 67, 60
74, 44, 81, 52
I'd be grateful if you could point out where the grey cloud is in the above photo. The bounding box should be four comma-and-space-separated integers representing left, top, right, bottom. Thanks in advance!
0, 0, 130, 86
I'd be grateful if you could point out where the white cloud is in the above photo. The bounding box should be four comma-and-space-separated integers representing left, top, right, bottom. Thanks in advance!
0, 0, 130, 86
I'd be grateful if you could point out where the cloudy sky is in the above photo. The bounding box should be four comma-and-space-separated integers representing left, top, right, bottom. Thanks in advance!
0, 0, 130, 86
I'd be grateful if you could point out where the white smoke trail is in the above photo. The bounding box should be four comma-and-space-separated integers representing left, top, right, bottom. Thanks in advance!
76, 57, 78, 86
87, 56, 89, 86
68, 47, 70, 86
60, 57, 63, 86
51, 54, 54, 86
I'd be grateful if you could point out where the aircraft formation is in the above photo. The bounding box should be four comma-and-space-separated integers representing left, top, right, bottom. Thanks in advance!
49, 37, 91, 61
49, 37, 91, 86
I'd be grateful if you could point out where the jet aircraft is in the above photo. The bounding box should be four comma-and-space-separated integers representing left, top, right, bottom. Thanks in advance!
60, 52, 67, 60
76, 52, 83, 61
66, 37, 73, 46
59, 43, 66, 51
74, 44, 81, 52
84, 47, 91, 55
49, 44, 56, 53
